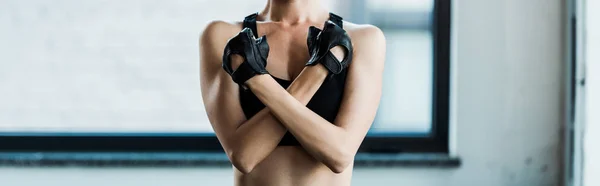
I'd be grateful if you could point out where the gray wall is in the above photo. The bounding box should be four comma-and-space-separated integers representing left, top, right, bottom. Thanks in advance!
0, 0, 566, 185
585, 0, 599, 185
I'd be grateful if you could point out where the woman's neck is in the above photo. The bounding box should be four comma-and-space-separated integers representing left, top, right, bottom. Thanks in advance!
259, 0, 328, 25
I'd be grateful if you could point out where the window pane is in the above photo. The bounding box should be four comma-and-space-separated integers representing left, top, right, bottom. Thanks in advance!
0, 0, 268, 133
372, 30, 432, 133
0, 0, 435, 135
364, 0, 434, 133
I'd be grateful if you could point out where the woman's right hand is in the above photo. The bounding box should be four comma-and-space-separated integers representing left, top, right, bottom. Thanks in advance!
222, 28, 270, 86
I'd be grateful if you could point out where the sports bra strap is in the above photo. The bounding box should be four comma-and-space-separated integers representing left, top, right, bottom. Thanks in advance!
328, 12, 343, 28
242, 12, 344, 37
243, 13, 259, 38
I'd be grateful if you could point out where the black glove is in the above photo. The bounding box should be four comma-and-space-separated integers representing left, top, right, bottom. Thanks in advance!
222, 28, 270, 85
306, 20, 353, 75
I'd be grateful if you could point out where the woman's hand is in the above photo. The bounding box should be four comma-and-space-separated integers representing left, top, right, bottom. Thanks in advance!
229, 54, 244, 71
329, 46, 346, 61
222, 28, 270, 86
305, 21, 353, 75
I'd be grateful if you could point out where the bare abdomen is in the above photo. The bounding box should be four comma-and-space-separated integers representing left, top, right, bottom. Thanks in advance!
233, 146, 352, 186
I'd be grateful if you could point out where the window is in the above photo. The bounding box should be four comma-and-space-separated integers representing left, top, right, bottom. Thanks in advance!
346, 0, 451, 153
0, 0, 450, 154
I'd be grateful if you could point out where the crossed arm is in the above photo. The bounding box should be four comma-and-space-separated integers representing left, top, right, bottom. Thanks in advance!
199, 21, 386, 174
200, 21, 333, 174
245, 26, 386, 173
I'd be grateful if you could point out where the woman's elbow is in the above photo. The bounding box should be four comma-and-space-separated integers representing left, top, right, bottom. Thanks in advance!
326, 150, 354, 174
228, 151, 256, 174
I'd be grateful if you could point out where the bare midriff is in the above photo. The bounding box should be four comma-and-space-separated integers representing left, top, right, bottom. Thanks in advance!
233, 146, 353, 186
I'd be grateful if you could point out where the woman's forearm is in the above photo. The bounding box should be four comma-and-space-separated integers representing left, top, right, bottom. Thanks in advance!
228, 67, 326, 174
246, 66, 351, 173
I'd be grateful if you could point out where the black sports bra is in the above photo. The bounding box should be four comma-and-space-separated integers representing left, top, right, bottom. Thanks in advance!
238, 13, 349, 146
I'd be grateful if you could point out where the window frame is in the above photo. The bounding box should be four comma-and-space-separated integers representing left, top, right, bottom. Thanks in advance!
359, 0, 451, 153
0, 0, 451, 154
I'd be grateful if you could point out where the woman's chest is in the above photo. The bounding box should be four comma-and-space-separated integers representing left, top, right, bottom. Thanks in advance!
238, 24, 349, 122
260, 28, 312, 80
239, 68, 347, 122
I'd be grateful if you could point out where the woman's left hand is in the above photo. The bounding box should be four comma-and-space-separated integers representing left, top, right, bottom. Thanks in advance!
329, 46, 346, 61
305, 20, 353, 75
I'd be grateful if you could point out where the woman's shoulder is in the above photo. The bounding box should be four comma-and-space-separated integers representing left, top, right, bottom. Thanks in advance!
343, 21, 385, 40
200, 20, 244, 44
198, 20, 246, 69
199, 20, 245, 61
341, 21, 386, 53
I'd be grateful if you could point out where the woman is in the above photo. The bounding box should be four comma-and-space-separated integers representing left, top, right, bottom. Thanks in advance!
199, 0, 385, 185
